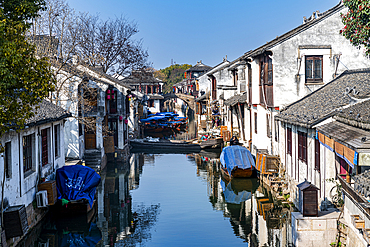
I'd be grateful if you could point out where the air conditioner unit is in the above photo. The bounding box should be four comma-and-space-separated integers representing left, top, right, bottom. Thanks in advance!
36, 190, 48, 208
38, 240, 49, 247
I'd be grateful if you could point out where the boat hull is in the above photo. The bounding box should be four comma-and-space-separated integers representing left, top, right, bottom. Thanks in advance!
199, 138, 223, 149
221, 165, 254, 181
130, 139, 201, 153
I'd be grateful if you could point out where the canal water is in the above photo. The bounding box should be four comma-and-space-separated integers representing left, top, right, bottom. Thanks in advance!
18, 116, 294, 246
22, 151, 294, 247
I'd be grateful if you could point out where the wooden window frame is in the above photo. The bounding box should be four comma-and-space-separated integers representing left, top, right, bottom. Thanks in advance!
259, 55, 274, 107
266, 114, 271, 138
211, 76, 217, 100
305, 55, 323, 83
248, 64, 252, 104
232, 69, 238, 87
109, 90, 117, 114
23, 134, 33, 173
54, 124, 60, 158
4, 142, 11, 178
287, 128, 292, 155
298, 131, 307, 163
41, 128, 49, 166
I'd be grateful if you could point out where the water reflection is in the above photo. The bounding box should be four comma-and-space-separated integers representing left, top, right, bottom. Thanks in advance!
22, 150, 293, 247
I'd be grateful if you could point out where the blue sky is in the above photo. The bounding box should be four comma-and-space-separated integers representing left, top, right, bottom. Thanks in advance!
67, 0, 340, 69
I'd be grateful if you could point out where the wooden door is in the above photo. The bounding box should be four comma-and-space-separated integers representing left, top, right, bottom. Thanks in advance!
85, 119, 96, 149
108, 118, 118, 147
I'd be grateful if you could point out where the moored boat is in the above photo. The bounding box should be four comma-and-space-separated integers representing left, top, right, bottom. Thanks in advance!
220, 145, 256, 181
130, 138, 201, 153
199, 137, 223, 149
54, 165, 101, 221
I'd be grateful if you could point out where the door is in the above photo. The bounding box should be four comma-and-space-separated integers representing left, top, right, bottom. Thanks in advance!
108, 118, 118, 147
85, 118, 96, 149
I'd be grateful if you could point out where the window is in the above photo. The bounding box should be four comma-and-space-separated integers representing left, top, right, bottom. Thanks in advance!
54, 124, 60, 158
4, 142, 11, 178
259, 55, 273, 107
202, 104, 207, 115
41, 128, 50, 166
305, 56, 323, 83
298, 131, 307, 163
266, 114, 271, 138
23, 134, 34, 173
287, 128, 292, 155
254, 112, 257, 134
109, 91, 117, 114
83, 88, 98, 112
211, 75, 217, 100
315, 138, 320, 171
79, 122, 83, 136
275, 120, 279, 142
153, 86, 157, 94
232, 69, 238, 86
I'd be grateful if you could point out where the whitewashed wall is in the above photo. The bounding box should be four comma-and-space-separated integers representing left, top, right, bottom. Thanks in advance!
0, 119, 65, 209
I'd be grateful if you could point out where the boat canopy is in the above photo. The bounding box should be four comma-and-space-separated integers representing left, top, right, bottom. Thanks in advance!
56, 165, 101, 207
140, 116, 167, 123
220, 146, 255, 175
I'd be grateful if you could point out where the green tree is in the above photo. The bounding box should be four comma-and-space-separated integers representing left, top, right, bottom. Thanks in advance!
341, 0, 370, 56
155, 64, 192, 93
0, 0, 54, 136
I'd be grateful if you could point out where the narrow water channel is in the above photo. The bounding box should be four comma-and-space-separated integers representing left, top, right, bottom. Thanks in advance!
22, 151, 293, 247
18, 116, 294, 246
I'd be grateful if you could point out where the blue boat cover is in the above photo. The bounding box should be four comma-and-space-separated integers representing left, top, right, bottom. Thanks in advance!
140, 116, 167, 123
56, 165, 101, 207
220, 179, 251, 204
220, 146, 255, 175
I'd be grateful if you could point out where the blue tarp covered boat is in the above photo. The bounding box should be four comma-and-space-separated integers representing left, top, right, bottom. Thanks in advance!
220, 145, 256, 180
56, 165, 101, 208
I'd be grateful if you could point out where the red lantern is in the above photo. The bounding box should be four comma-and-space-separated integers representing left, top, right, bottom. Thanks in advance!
107, 95, 111, 100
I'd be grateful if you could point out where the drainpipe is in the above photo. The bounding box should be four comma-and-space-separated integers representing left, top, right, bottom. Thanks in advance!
19, 133, 21, 197
324, 145, 326, 202
52, 123, 55, 173
249, 107, 252, 151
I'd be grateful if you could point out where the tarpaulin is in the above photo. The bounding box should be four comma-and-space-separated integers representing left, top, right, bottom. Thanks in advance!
56, 165, 101, 207
220, 145, 255, 175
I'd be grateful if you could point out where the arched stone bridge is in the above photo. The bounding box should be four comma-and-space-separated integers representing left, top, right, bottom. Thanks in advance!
163, 93, 195, 112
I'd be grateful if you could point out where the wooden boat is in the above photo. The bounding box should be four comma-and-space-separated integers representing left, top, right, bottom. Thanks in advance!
199, 137, 223, 149
53, 199, 97, 224
55, 165, 101, 221
220, 145, 256, 181
130, 138, 201, 153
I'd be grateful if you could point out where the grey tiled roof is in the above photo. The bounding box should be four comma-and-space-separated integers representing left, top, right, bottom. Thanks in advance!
26, 100, 71, 127
334, 99, 370, 130
276, 69, 370, 128
224, 93, 248, 106
186, 61, 212, 72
